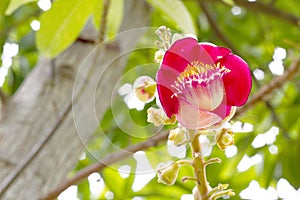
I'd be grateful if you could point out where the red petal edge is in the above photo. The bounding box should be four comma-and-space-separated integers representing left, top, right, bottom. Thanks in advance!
157, 37, 200, 117
220, 54, 252, 106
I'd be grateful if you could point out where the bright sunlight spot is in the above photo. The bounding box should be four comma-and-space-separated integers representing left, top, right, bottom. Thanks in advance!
240, 178, 300, 200
273, 47, 287, 60
167, 140, 186, 158
132, 151, 156, 192
269, 47, 286, 76
225, 145, 238, 158
253, 68, 265, 80
237, 154, 263, 172
240, 180, 277, 200
252, 126, 279, 148
231, 6, 242, 15
0, 42, 19, 87
181, 194, 194, 200
231, 121, 253, 133
79, 152, 86, 160
104, 191, 114, 200
277, 178, 300, 199
118, 165, 131, 178
58, 185, 79, 200
3, 43, 19, 57
88, 173, 104, 199
132, 197, 145, 200
269, 60, 284, 75
30, 20, 41, 31
268, 144, 278, 154
38, 0, 51, 11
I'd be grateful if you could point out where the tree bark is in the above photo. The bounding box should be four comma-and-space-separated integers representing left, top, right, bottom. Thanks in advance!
0, 1, 150, 199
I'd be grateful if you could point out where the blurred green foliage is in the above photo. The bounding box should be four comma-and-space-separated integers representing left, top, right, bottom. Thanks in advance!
1, 0, 300, 199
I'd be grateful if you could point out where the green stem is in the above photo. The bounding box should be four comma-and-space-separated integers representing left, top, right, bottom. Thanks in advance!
191, 134, 210, 199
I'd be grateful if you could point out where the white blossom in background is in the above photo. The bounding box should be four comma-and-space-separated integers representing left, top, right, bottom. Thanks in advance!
132, 151, 156, 192
252, 126, 279, 148
38, 0, 51, 11
0, 42, 19, 87
30, 20, 41, 31
58, 186, 79, 200
167, 140, 186, 159
88, 173, 104, 199
253, 68, 265, 80
231, 6, 242, 15
269, 47, 286, 76
118, 76, 156, 111
240, 180, 277, 200
240, 178, 300, 200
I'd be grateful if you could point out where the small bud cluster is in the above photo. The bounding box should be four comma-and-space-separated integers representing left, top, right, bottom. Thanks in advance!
216, 128, 234, 150
155, 26, 172, 51
168, 127, 189, 146
147, 107, 176, 126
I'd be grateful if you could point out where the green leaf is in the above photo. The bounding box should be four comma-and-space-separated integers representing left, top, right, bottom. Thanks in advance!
36, 0, 94, 58
146, 0, 197, 35
101, 166, 134, 199
106, 0, 123, 38
92, 0, 103, 29
77, 179, 91, 200
5, 0, 37, 15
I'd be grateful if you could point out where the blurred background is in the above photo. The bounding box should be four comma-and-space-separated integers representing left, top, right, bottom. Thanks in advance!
0, 0, 300, 199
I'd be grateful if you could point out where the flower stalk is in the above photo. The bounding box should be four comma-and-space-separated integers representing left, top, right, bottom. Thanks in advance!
191, 134, 210, 199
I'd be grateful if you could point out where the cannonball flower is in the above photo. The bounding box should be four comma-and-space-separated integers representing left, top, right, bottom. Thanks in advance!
157, 37, 252, 130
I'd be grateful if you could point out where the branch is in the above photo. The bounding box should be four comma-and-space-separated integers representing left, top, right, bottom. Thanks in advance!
197, 0, 238, 53
39, 131, 168, 200
232, 0, 300, 27
236, 56, 300, 116
206, 0, 300, 27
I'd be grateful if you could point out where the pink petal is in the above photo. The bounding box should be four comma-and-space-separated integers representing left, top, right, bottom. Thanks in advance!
157, 37, 201, 117
211, 101, 232, 119
220, 54, 252, 106
162, 37, 200, 73
176, 102, 222, 130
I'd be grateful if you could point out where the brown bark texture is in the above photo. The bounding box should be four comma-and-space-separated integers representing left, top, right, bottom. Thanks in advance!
0, 1, 150, 199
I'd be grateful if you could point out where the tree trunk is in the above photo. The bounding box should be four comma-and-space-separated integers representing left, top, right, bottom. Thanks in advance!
0, 1, 150, 199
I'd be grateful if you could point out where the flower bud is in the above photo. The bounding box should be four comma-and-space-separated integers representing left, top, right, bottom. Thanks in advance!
216, 128, 234, 150
157, 163, 180, 186
154, 49, 165, 63
169, 127, 188, 146
147, 107, 176, 126
133, 76, 156, 103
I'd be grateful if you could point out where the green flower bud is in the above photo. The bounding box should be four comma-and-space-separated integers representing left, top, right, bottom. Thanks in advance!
157, 163, 180, 186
